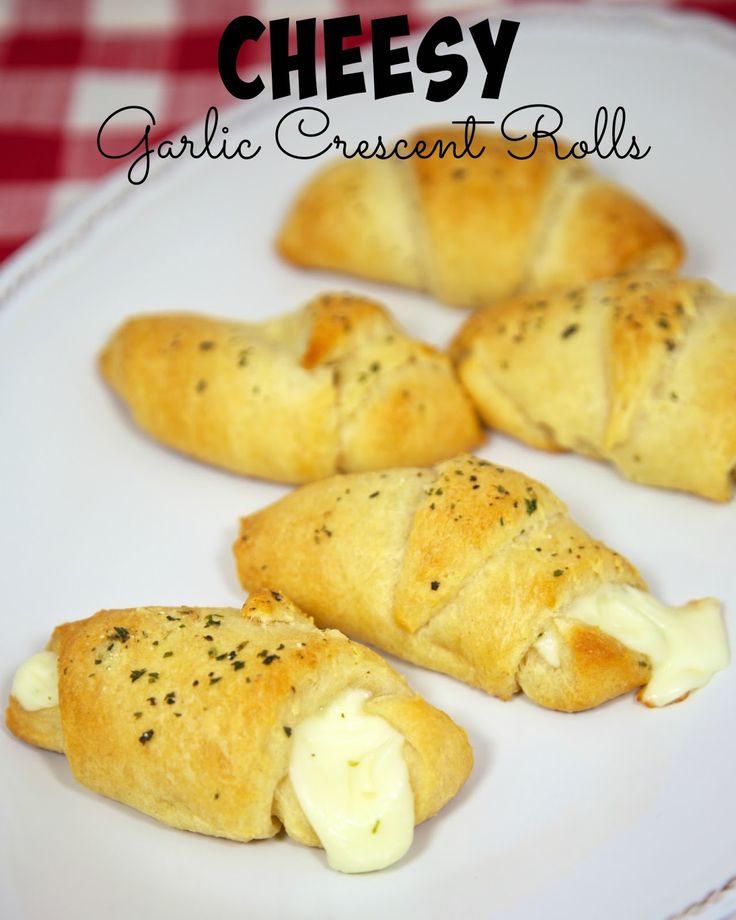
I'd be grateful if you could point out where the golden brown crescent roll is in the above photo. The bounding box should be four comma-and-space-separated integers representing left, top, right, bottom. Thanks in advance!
6, 592, 472, 873
277, 128, 683, 308
234, 456, 729, 712
450, 272, 736, 500
98, 292, 481, 483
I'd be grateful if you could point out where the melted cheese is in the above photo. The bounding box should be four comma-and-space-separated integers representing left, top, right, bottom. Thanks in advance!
533, 584, 729, 706
12, 651, 59, 711
533, 630, 561, 668
289, 688, 414, 873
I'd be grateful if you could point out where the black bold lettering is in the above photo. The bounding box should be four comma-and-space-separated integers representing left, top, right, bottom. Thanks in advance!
416, 17, 467, 103
469, 18, 519, 99
218, 16, 266, 100
324, 15, 366, 99
372, 16, 413, 99
270, 18, 318, 100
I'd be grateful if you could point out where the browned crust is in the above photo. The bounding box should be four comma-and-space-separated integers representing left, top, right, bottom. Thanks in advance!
518, 622, 651, 712
99, 295, 482, 483
5, 696, 64, 753
277, 127, 684, 307
409, 128, 566, 306
300, 293, 391, 369
451, 272, 736, 500
234, 455, 648, 711
531, 178, 683, 290
6, 594, 472, 846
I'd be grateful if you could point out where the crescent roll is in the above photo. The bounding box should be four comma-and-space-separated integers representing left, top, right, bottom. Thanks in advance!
451, 272, 736, 500
98, 293, 481, 483
234, 456, 729, 712
277, 127, 683, 308
6, 592, 472, 874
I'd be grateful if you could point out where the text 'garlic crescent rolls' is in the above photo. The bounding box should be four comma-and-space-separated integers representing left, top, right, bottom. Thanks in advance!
234, 456, 729, 712
99, 292, 481, 483
6, 592, 472, 874
451, 272, 736, 500
277, 128, 683, 309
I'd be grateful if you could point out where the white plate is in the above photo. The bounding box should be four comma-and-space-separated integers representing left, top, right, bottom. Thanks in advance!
1, 6, 735, 919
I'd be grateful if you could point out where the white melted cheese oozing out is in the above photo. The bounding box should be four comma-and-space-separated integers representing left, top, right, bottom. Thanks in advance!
289, 688, 414, 873
533, 630, 561, 669
533, 584, 729, 706
12, 651, 59, 711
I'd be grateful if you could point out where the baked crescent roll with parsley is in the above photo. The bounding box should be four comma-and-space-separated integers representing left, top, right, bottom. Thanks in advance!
6, 591, 472, 874
234, 456, 729, 712
277, 128, 683, 309
98, 293, 481, 483
450, 272, 736, 500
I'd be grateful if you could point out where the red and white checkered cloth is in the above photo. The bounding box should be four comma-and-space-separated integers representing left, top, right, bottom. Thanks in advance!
1, 0, 735, 265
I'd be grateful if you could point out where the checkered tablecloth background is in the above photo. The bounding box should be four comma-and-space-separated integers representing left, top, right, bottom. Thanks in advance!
1, 0, 735, 265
